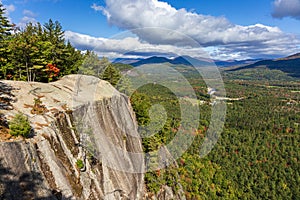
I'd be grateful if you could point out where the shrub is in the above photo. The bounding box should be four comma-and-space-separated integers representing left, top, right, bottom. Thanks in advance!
9, 113, 31, 138
31, 98, 48, 115
76, 159, 84, 169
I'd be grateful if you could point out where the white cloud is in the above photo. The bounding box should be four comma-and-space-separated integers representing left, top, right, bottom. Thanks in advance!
88, 0, 300, 59
65, 30, 210, 59
3, 4, 15, 22
217, 35, 300, 59
272, 0, 300, 19
91, 3, 103, 11
94, 0, 299, 48
65, 30, 300, 60
91, 3, 111, 19
23, 9, 36, 17
4, 4, 15, 13
17, 9, 37, 27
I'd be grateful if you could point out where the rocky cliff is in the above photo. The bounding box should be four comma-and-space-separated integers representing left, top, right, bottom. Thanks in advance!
0, 75, 145, 199
0, 75, 185, 200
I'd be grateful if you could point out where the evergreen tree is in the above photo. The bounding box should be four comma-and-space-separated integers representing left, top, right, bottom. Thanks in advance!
0, 3, 13, 79
43, 19, 66, 70
62, 41, 83, 75
100, 64, 121, 86
79, 51, 103, 76
7, 23, 44, 81
116, 75, 133, 96
1, 18, 84, 82
0, 3, 12, 40
9, 113, 31, 138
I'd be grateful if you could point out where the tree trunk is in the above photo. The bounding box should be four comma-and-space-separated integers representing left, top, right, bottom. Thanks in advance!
26, 62, 29, 82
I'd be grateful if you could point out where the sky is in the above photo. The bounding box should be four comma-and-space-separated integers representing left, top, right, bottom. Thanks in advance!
2, 0, 300, 60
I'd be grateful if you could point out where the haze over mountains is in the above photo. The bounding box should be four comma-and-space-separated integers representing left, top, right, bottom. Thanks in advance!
229, 53, 300, 78
113, 56, 263, 67
113, 53, 300, 78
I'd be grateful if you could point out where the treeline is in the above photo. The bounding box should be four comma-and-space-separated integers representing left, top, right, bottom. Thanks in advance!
0, 3, 123, 84
0, 3, 81, 82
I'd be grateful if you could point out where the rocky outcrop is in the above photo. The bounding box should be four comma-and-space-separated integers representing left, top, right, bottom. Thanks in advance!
0, 75, 187, 200
0, 75, 144, 199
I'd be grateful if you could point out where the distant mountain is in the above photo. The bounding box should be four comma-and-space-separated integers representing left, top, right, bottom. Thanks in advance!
214, 59, 263, 67
276, 52, 300, 60
112, 58, 143, 64
124, 56, 214, 67
114, 56, 263, 67
130, 56, 171, 66
228, 53, 300, 78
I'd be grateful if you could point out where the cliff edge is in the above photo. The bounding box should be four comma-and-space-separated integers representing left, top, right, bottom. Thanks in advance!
0, 75, 144, 200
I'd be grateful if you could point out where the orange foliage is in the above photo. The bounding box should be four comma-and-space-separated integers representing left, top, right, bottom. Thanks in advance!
46, 63, 60, 78
156, 169, 161, 177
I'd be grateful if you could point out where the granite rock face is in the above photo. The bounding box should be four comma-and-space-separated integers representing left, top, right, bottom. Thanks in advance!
0, 75, 185, 200
0, 75, 144, 199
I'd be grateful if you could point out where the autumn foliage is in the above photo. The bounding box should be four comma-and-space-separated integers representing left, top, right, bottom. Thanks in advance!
46, 63, 60, 78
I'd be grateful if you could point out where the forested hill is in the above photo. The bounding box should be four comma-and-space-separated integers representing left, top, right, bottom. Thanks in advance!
228, 53, 300, 78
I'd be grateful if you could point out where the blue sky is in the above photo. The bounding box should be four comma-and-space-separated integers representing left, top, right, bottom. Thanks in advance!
2, 0, 300, 60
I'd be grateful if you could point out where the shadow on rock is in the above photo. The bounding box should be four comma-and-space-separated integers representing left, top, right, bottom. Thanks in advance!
0, 81, 16, 111
0, 158, 72, 200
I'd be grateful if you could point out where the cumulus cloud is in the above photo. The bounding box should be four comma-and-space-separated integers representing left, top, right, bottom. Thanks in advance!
65, 30, 209, 59
93, 0, 298, 48
88, 0, 300, 59
217, 35, 300, 59
272, 0, 300, 19
65, 30, 300, 60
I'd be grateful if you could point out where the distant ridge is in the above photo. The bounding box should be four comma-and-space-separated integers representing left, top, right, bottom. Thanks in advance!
228, 53, 300, 78
214, 59, 263, 67
122, 56, 214, 67
113, 53, 300, 76
112, 58, 143, 64
130, 56, 170, 66
277, 53, 300, 60
114, 56, 263, 67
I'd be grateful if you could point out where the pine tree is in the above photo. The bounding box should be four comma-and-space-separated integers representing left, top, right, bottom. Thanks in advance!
9, 113, 31, 138
8, 23, 42, 81
0, 3, 12, 40
43, 19, 67, 72
100, 64, 121, 86
62, 41, 83, 75
1, 16, 84, 81
0, 3, 13, 79
116, 75, 133, 95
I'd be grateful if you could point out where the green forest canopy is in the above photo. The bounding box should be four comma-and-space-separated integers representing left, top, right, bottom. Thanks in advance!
0, 3, 122, 84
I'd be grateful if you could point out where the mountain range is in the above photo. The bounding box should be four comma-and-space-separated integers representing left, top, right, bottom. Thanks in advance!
114, 53, 300, 78
228, 53, 300, 78
113, 56, 263, 67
